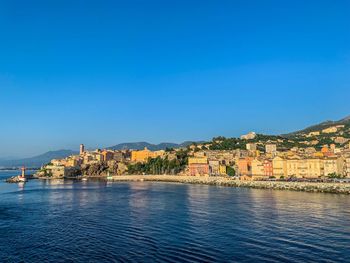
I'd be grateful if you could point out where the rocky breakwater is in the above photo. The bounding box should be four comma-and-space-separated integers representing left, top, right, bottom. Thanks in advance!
110, 175, 350, 194
5, 175, 26, 183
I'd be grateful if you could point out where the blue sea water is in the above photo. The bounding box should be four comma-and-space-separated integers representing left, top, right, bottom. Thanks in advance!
0, 171, 349, 262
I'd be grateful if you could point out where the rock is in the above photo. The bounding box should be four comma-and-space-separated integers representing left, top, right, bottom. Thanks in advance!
107, 175, 350, 194
6, 176, 26, 183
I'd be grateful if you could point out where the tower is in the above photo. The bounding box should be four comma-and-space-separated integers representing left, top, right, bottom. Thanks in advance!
80, 144, 85, 155
21, 166, 26, 178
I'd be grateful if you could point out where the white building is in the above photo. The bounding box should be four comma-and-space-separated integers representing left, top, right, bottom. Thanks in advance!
240, 132, 257, 140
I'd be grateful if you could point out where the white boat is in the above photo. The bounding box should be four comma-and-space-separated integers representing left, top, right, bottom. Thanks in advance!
82, 178, 88, 181
107, 171, 113, 180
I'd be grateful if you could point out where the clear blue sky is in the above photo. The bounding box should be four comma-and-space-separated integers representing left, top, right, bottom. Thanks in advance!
0, 0, 349, 158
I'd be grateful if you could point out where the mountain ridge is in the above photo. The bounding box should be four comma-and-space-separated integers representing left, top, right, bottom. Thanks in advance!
0, 142, 197, 168
283, 116, 350, 137
0, 150, 78, 168
1, 115, 349, 168
107, 141, 197, 151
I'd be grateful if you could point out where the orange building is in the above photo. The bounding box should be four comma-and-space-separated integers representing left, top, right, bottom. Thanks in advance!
131, 147, 165, 163
237, 157, 253, 176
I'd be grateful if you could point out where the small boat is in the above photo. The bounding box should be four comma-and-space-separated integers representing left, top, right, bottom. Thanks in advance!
107, 171, 113, 180
82, 178, 88, 181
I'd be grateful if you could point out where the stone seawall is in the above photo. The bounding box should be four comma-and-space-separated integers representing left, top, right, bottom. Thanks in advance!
110, 175, 350, 194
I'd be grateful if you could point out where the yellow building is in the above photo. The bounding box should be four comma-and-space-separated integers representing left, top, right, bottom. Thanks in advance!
188, 157, 208, 164
65, 158, 82, 167
273, 155, 344, 179
219, 165, 227, 175
305, 158, 324, 178
345, 157, 350, 177
286, 157, 302, 178
131, 147, 165, 163
272, 156, 287, 178
251, 159, 264, 177
323, 157, 344, 176
285, 157, 324, 179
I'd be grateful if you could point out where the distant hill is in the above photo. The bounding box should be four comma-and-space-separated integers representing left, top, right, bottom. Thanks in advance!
284, 115, 350, 137
4, 115, 349, 168
0, 150, 78, 168
108, 141, 196, 151
0, 142, 200, 168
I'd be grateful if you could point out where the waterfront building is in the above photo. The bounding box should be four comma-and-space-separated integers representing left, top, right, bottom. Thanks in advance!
286, 157, 302, 178
188, 157, 209, 176
282, 157, 324, 179
263, 160, 273, 177
272, 156, 287, 178
237, 157, 252, 176
304, 158, 324, 178
345, 157, 350, 177
323, 156, 344, 177
219, 164, 227, 175
209, 160, 220, 175
207, 159, 227, 176
251, 159, 264, 178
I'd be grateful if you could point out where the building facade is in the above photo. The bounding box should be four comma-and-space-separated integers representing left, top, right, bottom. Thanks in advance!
188, 157, 209, 176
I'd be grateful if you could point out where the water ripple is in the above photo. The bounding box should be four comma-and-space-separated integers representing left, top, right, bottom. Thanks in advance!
0, 175, 349, 262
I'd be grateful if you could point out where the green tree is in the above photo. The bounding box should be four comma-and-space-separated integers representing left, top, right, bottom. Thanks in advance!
227, 166, 236, 177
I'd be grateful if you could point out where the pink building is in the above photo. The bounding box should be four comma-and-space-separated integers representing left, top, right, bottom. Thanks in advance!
263, 160, 273, 177
189, 164, 209, 176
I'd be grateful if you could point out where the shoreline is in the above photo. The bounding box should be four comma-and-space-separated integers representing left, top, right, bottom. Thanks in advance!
109, 175, 350, 194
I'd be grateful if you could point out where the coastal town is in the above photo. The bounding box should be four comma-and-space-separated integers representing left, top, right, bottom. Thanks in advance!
34, 121, 350, 183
